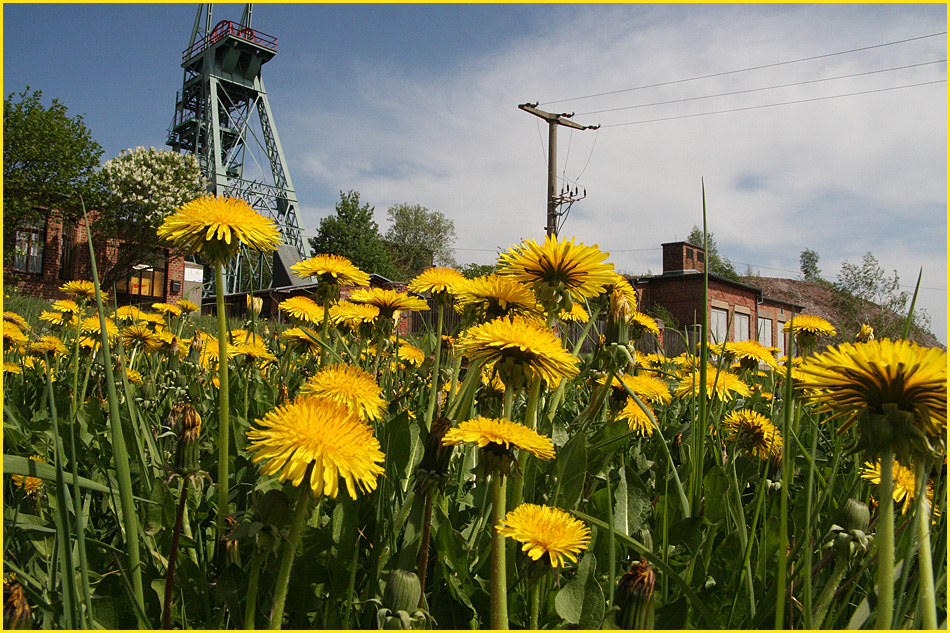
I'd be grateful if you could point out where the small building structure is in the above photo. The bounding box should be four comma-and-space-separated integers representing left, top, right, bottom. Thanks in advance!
4, 213, 196, 306
632, 241, 803, 356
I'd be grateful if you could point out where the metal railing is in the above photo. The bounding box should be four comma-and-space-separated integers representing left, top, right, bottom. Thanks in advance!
182, 20, 277, 62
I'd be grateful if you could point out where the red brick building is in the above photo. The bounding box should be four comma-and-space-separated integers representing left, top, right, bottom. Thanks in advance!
3, 213, 191, 306
632, 241, 803, 356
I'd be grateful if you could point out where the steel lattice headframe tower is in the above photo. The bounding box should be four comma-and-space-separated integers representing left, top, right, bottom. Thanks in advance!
167, 3, 304, 295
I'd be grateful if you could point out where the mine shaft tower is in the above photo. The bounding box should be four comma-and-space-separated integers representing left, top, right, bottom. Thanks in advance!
168, 3, 304, 295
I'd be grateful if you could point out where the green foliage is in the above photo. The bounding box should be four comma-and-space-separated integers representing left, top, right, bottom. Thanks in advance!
384, 203, 457, 279
3, 88, 103, 257
308, 191, 399, 279
686, 225, 739, 281
833, 251, 931, 342
800, 248, 822, 282
458, 262, 497, 279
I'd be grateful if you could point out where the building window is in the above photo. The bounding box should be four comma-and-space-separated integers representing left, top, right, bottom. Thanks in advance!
13, 224, 46, 274
758, 317, 773, 348
59, 224, 75, 279
117, 265, 166, 302
710, 307, 728, 343
734, 313, 750, 342
776, 321, 787, 356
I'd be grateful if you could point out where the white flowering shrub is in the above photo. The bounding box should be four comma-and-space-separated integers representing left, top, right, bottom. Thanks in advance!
100, 146, 207, 220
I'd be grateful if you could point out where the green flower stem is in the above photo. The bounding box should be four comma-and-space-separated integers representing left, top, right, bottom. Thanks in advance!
84, 210, 147, 626
510, 376, 542, 512
775, 327, 794, 629
244, 545, 263, 630
490, 469, 509, 630
812, 556, 849, 629
269, 471, 316, 630
424, 303, 445, 432
214, 262, 232, 548
320, 301, 331, 368
163, 476, 190, 629
913, 459, 937, 630
528, 577, 541, 631
875, 447, 895, 630
416, 491, 435, 608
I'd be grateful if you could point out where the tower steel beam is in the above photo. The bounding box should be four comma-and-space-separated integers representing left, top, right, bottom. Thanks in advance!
168, 3, 304, 296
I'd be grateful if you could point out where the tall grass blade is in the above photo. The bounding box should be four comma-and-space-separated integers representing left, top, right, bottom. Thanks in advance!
901, 267, 922, 340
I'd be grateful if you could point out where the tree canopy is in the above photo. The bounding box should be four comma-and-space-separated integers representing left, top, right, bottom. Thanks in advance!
800, 248, 822, 282
686, 225, 739, 280
308, 191, 399, 279
3, 88, 103, 257
384, 203, 457, 279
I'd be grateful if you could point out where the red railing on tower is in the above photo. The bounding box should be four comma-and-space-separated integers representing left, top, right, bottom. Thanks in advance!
182, 20, 277, 62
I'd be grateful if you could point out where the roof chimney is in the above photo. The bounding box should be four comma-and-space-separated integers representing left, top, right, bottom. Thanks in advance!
661, 241, 706, 274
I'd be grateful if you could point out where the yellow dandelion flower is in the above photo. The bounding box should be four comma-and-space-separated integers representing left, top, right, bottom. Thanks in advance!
300, 363, 388, 421
291, 253, 370, 287
497, 503, 591, 568
453, 275, 543, 321
674, 366, 752, 401
279, 296, 325, 325
722, 409, 783, 460
628, 311, 661, 337
395, 339, 425, 367
281, 327, 323, 355
51, 299, 81, 315
857, 323, 875, 342
59, 280, 103, 300
152, 302, 183, 317
330, 301, 379, 332
860, 459, 935, 515
3, 362, 22, 374
30, 335, 69, 357
408, 266, 467, 299
608, 373, 673, 405
456, 315, 579, 390
3, 312, 29, 331
80, 315, 118, 338
177, 299, 200, 314
783, 314, 837, 349
3, 323, 29, 351
618, 398, 657, 436
157, 195, 282, 265
124, 368, 144, 385
246, 395, 386, 499
348, 288, 429, 319
38, 310, 73, 327
234, 340, 278, 362
559, 302, 590, 323
723, 340, 779, 370
497, 234, 616, 304
113, 305, 144, 322
442, 416, 555, 460
121, 324, 163, 353
797, 338, 947, 460
11, 456, 46, 495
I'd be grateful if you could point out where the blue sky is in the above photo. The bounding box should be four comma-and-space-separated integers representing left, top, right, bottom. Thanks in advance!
4, 3, 947, 343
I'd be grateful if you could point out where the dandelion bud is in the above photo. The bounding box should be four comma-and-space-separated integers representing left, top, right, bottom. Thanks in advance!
173, 404, 202, 475
383, 569, 422, 615
632, 527, 653, 556
615, 557, 655, 630
246, 294, 263, 317
415, 416, 454, 495
839, 498, 871, 533
856, 324, 875, 342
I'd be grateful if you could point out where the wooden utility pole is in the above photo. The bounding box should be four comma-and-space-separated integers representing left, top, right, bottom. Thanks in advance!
518, 102, 599, 237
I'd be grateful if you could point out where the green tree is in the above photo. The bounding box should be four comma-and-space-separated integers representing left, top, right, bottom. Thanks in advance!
459, 262, 497, 279
800, 248, 822, 282
833, 251, 931, 341
94, 147, 207, 286
308, 190, 398, 279
3, 88, 103, 260
686, 225, 739, 280
384, 203, 457, 279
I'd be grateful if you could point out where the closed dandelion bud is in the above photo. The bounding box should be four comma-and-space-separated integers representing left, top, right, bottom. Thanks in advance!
856, 324, 875, 342
221, 516, 241, 567
615, 557, 655, 630
383, 569, 422, 615
632, 528, 653, 556
3, 574, 31, 630
173, 404, 202, 475
839, 498, 871, 533
246, 294, 263, 317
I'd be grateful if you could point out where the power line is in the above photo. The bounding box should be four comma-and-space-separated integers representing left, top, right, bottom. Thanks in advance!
540, 31, 946, 106
577, 59, 946, 116
600, 79, 945, 128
